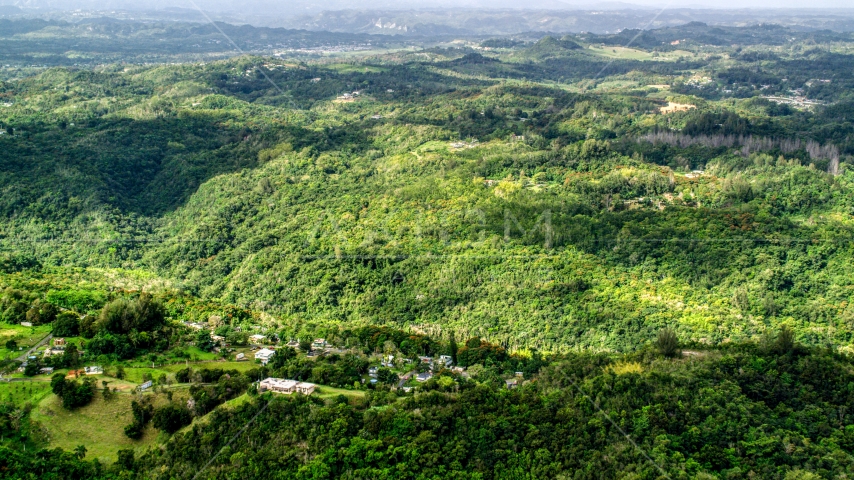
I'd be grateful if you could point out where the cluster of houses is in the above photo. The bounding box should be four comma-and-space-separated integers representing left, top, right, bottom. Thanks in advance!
417, 355, 454, 371
337, 91, 361, 101
242, 338, 335, 364
229, 335, 524, 391
259, 377, 316, 395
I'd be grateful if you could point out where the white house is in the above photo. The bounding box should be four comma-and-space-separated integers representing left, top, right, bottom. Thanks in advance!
84, 366, 103, 375
416, 372, 433, 382
235, 352, 246, 361
249, 334, 266, 343
260, 378, 297, 393
296, 382, 316, 395
255, 348, 276, 365
259, 377, 316, 395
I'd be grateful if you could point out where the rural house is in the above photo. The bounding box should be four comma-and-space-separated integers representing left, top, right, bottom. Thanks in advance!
259, 377, 316, 395
255, 348, 275, 365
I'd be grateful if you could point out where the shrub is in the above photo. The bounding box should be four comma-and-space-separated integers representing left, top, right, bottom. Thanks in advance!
152, 404, 193, 434
656, 329, 680, 358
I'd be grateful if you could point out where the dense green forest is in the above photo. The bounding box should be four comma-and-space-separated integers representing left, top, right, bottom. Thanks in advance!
3, 28, 853, 350
6, 326, 854, 479
1, 15, 854, 478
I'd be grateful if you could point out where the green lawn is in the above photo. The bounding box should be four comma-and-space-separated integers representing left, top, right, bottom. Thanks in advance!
315, 385, 366, 401
323, 63, 388, 74
120, 360, 260, 384
0, 322, 52, 352
0, 380, 53, 405
31, 390, 163, 463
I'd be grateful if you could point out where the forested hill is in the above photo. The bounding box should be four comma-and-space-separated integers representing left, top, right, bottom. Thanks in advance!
6, 335, 854, 479
1, 22, 854, 353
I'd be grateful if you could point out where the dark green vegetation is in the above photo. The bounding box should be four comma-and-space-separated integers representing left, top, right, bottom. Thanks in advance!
50, 373, 96, 409
1, 15, 854, 479
7, 331, 854, 479
4, 26, 854, 350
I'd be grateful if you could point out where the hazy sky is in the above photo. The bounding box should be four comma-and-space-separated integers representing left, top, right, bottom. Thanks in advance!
2, 0, 854, 10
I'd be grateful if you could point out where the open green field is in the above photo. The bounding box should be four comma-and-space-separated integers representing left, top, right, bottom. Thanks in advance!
585, 45, 695, 61
323, 63, 388, 73
0, 380, 53, 405
314, 385, 366, 402
30, 390, 163, 462
0, 322, 51, 352
121, 360, 260, 384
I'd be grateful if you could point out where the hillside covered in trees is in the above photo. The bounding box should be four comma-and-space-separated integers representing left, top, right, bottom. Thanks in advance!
1, 14, 854, 479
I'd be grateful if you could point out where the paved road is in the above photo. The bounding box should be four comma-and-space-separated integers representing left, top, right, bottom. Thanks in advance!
15, 333, 52, 362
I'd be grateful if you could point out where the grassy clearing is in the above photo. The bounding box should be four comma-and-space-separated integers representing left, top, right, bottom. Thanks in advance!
324, 63, 388, 73
0, 322, 51, 350
121, 360, 260, 384
587, 45, 654, 60
162, 360, 260, 373
0, 380, 53, 405
585, 45, 696, 61
315, 385, 366, 401
31, 391, 161, 462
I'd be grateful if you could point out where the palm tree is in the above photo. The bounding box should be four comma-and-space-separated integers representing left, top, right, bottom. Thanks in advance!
656, 328, 680, 358
74, 444, 87, 459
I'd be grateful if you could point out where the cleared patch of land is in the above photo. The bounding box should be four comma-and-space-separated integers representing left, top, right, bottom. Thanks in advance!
660, 102, 696, 114
31, 391, 163, 462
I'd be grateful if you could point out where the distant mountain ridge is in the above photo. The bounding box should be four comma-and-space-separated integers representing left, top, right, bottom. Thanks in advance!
3, 4, 854, 34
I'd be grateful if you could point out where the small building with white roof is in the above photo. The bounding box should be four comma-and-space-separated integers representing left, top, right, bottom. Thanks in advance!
255, 348, 276, 365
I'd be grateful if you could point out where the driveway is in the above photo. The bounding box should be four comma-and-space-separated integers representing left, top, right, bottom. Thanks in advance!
15, 333, 52, 362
